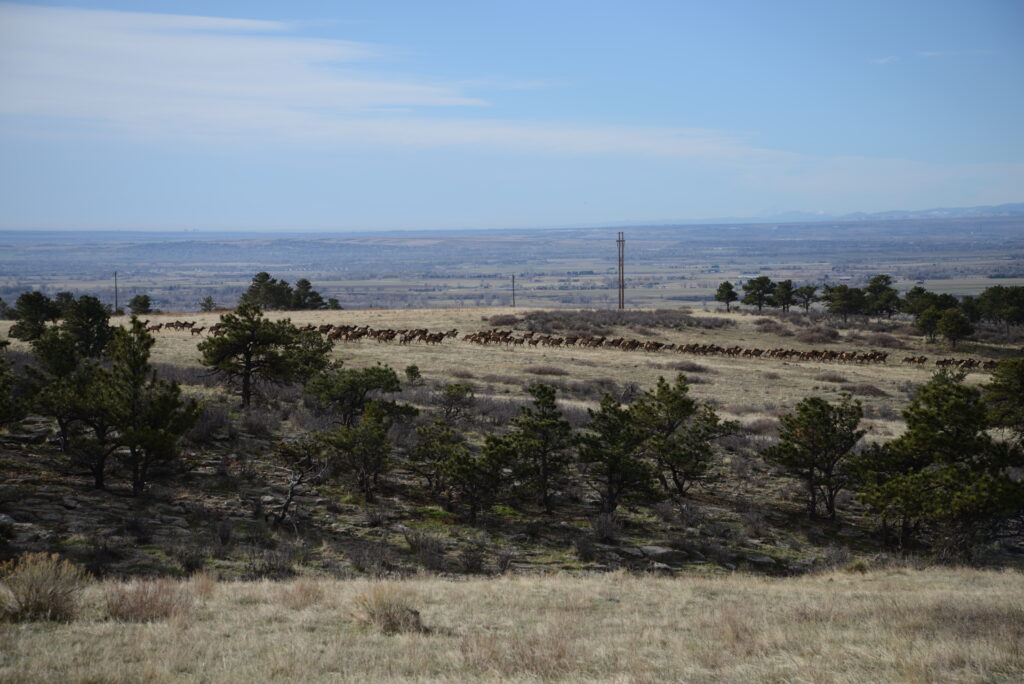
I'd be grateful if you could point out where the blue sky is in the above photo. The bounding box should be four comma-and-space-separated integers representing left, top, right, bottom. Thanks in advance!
0, 0, 1021, 231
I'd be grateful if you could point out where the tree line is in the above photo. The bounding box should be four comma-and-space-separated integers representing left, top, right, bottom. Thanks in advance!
0, 296, 199, 496
0, 272, 340, 323
715, 275, 1023, 345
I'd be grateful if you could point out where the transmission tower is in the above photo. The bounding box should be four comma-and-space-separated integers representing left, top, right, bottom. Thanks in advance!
616, 232, 625, 309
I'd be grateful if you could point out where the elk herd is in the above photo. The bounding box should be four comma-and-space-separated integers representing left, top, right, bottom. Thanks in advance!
140, 316, 999, 372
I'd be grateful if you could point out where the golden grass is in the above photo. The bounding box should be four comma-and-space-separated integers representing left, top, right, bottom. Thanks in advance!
1, 568, 1021, 683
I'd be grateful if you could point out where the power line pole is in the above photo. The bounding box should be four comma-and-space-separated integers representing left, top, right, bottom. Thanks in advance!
113, 271, 119, 313
616, 232, 625, 309
511, 274, 516, 307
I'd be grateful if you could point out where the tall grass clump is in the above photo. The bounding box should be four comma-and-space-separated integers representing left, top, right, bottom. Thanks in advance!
104, 578, 194, 622
349, 583, 429, 635
0, 553, 87, 622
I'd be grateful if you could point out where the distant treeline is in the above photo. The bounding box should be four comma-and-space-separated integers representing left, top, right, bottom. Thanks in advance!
716, 275, 1023, 342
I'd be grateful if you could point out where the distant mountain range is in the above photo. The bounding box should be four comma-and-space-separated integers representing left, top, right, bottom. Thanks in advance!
731, 203, 1023, 224
599, 202, 1024, 228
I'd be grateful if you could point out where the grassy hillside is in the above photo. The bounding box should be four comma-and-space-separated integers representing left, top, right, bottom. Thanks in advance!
2, 306, 1020, 581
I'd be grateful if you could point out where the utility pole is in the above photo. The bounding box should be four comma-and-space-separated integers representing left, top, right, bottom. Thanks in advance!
113, 271, 119, 313
512, 274, 516, 307
616, 232, 625, 309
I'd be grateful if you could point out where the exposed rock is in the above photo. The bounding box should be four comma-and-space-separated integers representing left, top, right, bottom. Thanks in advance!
640, 545, 688, 564
618, 547, 645, 559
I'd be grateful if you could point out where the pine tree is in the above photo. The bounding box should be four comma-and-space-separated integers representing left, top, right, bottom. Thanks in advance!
864, 274, 900, 318
578, 395, 657, 513
441, 443, 508, 524
984, 358, 1024, 446
489, 384, 574, 513
763, 394, 864, 519
821, 284, 866, 322
409, 420, 466, 495
320, 401, 392, 502
937, 309, 973, 348
128, 294, 152, 315
794, 285, 819, 312
772, 280, 795, 312
741, 276, 775, 312
714, 281, 738, 312
306, 362, 405, 427
198, 303, 319, 407
9, 291, 61, 342
852, 371, 1024, 556
106, 318, 200, 496
630, 375, 735, 506
0, 351, 25, 429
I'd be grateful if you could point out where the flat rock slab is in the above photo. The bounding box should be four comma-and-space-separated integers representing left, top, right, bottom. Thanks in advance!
640, 545, 689, 564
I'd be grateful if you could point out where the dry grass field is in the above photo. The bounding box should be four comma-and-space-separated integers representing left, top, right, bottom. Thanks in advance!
2, 567, 1022, 683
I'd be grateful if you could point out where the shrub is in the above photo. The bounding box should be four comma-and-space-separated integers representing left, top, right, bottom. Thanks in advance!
186, 403, 234, 444
450, 369, 475, 379
814, 372, 848, 383
404, 365, 423, 386
742, 418, 778, 436
82, 538, 124, 578
403, 529, 448, 572
122, 516, 152, 544
844, 559, 869, 574
0, 553, 87, 622
574, 536, 598, 562
753, 319, 792, 336
474, 395, 529, 426
152, 363, 222, 388
495, 548, 515, 574
349, 544, 392, 577
676, 502, 705, 528
278, 579, 324, 611
244, 547, 296, 580
171, 545, 208, 575
668, 361, 712, 374
458, 545, 487, 574
349, 584, 429, 634
650, 500, 677, 523
589, 513, 620, 543
104, 579, 194, 622
520, 309, 734, 333
190, 571, 218, 600
487, 314, 519, 327
840, 383, 889, 397
863, 332, 907, 349
211, 520, 234, 558
242, 408, 281, 438
740, 510, 770, 538
362, 506, 390, 528
523, 365, 570, 376
796, 326, 839, 344
290, 405, 335, 432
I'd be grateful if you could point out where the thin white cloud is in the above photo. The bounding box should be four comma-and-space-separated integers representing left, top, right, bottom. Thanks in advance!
869, 56, 899, 65
0, 3, 485, 122
0, 2, 1020, 210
